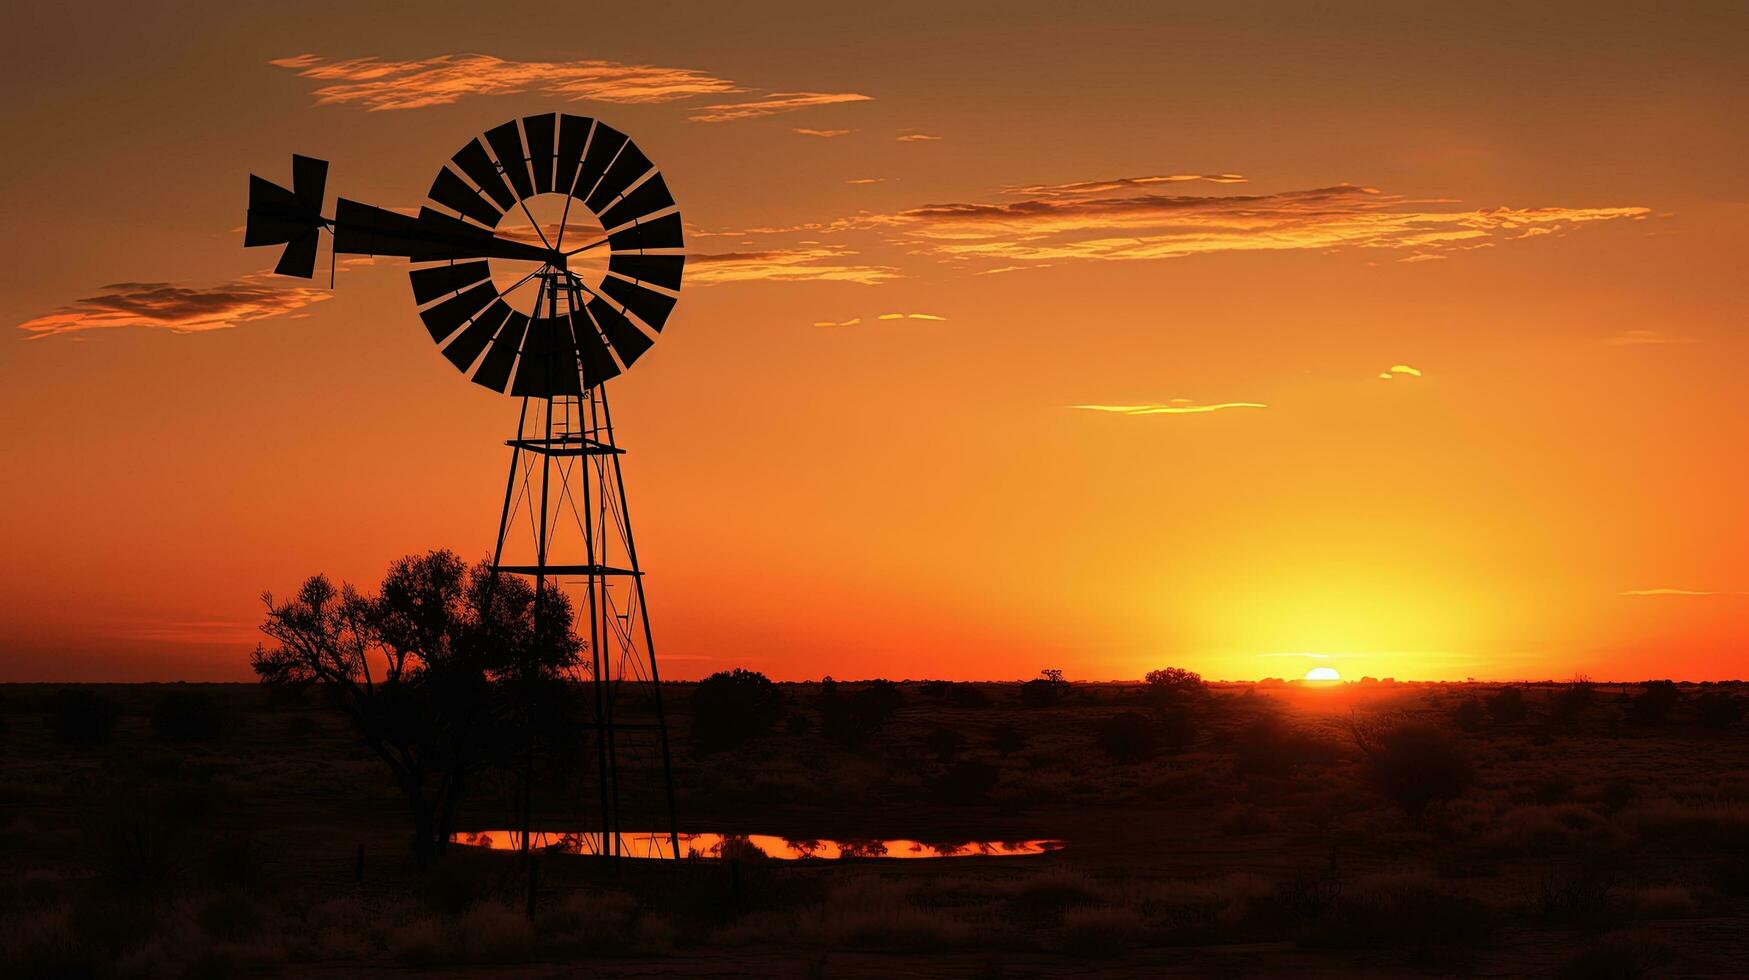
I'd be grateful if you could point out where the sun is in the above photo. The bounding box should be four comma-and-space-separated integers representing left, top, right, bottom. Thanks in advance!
1304, 666, 1341, 683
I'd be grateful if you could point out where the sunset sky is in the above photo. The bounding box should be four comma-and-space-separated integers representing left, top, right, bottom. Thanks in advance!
2, 2, 1745, 682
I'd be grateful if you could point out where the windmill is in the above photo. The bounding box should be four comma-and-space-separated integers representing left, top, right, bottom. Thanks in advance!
245, 114, 684, 861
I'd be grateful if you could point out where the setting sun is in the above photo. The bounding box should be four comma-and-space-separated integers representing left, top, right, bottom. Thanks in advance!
1305, 666, 1342, 683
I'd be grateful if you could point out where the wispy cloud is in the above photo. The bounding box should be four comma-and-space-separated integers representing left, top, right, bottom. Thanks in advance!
812, 318, 862, 328
17, 275, 332, 338
795, 128, 852, 138
271, 53, 741, 111
1619, 588, 1747, 597
1002, 174, 1248, 196
896, 133, 942, 142
875, 183, 1649, 266
1378, 364, 1423, 380
1605, 329, 1696, 346
688, 246, 897, 286
1071, 401, 1268, 416
846, 177, 889, 185
688, 92, 872, 123
877, 313, 945, 321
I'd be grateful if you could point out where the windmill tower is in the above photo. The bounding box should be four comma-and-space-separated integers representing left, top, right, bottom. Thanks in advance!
245, 113, 685, 860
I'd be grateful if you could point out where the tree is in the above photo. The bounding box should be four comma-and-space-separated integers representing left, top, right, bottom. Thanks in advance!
691, 668, 784, 750
1020, 669, 1071, 708
1629, 680, 1681, 725
818, 679, 904, 749
1144, 667, 1206, 702
252, 551, 581, 868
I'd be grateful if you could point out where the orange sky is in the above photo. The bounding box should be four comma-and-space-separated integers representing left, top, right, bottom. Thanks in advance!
2, 2, 1746, 682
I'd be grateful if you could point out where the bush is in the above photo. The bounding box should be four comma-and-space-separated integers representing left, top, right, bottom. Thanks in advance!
1629, 681, 1680, 725
692, 669, 784, 750
1019, 670, 1070, 708
1486, 686, 1528, 724
946, 684, 991, 709
922, 728, 964, 762
1093, 713, 1158, 762
51, 688, 119, 746
989, 722, 1027, 757
1553, 678, 1596, 721
1144, 667, 1205, 705
1233, 715, 1339, 776
818, 679, 903, 749
1452, 697, 1485, 732
152, 689, 224, 742
1350, 721, 1473, 816
1697, 691, 1743, 729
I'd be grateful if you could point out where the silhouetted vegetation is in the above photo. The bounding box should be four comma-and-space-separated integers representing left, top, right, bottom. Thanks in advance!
1143, 666, 1205, 707
50, 688, 119, 745
151, 688, 225, 741
1349, 719, 1473, 816
252, 550, 581, 867
1628, 680, 1681, 725
1019, 669, 1070, 708
1453, 696, 1485, 731
988, 722, 1027, 757
1233, 714, 1338, 776
1486, 685, 1529, 724
921, 727, 965, 762
817, 678, 903, 749
691, 668, 783, 750
1697, 690, 1744, 729
1092, 712, 1158, 762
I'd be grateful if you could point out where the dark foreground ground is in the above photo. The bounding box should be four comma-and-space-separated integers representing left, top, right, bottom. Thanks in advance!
3, 679, 1748, 978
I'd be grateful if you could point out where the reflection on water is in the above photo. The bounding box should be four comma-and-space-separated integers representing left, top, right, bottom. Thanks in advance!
452, 830, 1065, 861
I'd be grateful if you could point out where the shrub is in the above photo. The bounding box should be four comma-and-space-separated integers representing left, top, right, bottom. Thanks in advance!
1350, 720, 1473, 816
51, 688, 119, 746
1019, 670, 1070, 708
818, 679, 903, 749
1452, 697, 1485, 732
1552, 678, 1597, 721
1093, 713, 1158, 762
1486, 686, 1528, 724
1628, 681, 1680, 725
1143, 667, 1205, 706
1233, 715, 1339, 776
1058, 906, 1143, 957
933, 760, 1000, 805
989, 722, 1027, 757
692, 669, 784, 750
1696, 691, 1744, 729
152, 689, 224, 741
946, 684, 991, 709
922, 728, 965, 762
1557, 931, 1672, 980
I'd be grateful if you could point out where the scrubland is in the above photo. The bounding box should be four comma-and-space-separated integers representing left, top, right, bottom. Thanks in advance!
3, 678, 1747, 978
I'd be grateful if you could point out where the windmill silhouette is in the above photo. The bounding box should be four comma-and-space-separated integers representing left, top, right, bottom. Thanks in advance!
245, 113, 684, 862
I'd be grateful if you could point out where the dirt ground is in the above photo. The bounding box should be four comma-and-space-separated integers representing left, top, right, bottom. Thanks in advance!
3, 678, 1747, 978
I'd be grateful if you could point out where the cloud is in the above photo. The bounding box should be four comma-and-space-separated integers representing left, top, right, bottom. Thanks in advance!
812, 318, 862, 328
1619, 588, 1747, 597
1605, 329, 1696, 346
876, 313, 946, 321
1071, 402, 1268, 416
795, 128, 852, 138
687, 92, 872, 123
896, 133, 942, 142
688, 246, 897, 286
1378, 364, 1423, 380
17, 275, 332, 338
271, 53, 742, 111
869, 183, 1649, 267
1002, 174, 1248, 197
846, 177, 889, 185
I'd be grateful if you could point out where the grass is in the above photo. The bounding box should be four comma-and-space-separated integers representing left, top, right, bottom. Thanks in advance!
2, 679, 1748, 977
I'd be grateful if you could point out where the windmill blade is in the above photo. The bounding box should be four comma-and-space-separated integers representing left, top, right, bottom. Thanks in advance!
607, 253, 684, 291
485, 121, 535, 201
606, 213, 684, 252
585, 142, 653, 213
570, 311, 622, 388
291, 154, 327, 209
452, 139, 517, 211
573, 124, 628, 200
522, 113, 558, 194
586, 296, 654, 368
512, 316, 583, 396
274, 229, 321, 279
602, 275, 676, 331
409, 260, 491, 305
555, 115, 593, 196
245, 174, 313, 246
418, 281, 498, 343
442, 299, 512, 373
472, 311, 528, 393
597, 173, 675, 231
428, 167, 502, 228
